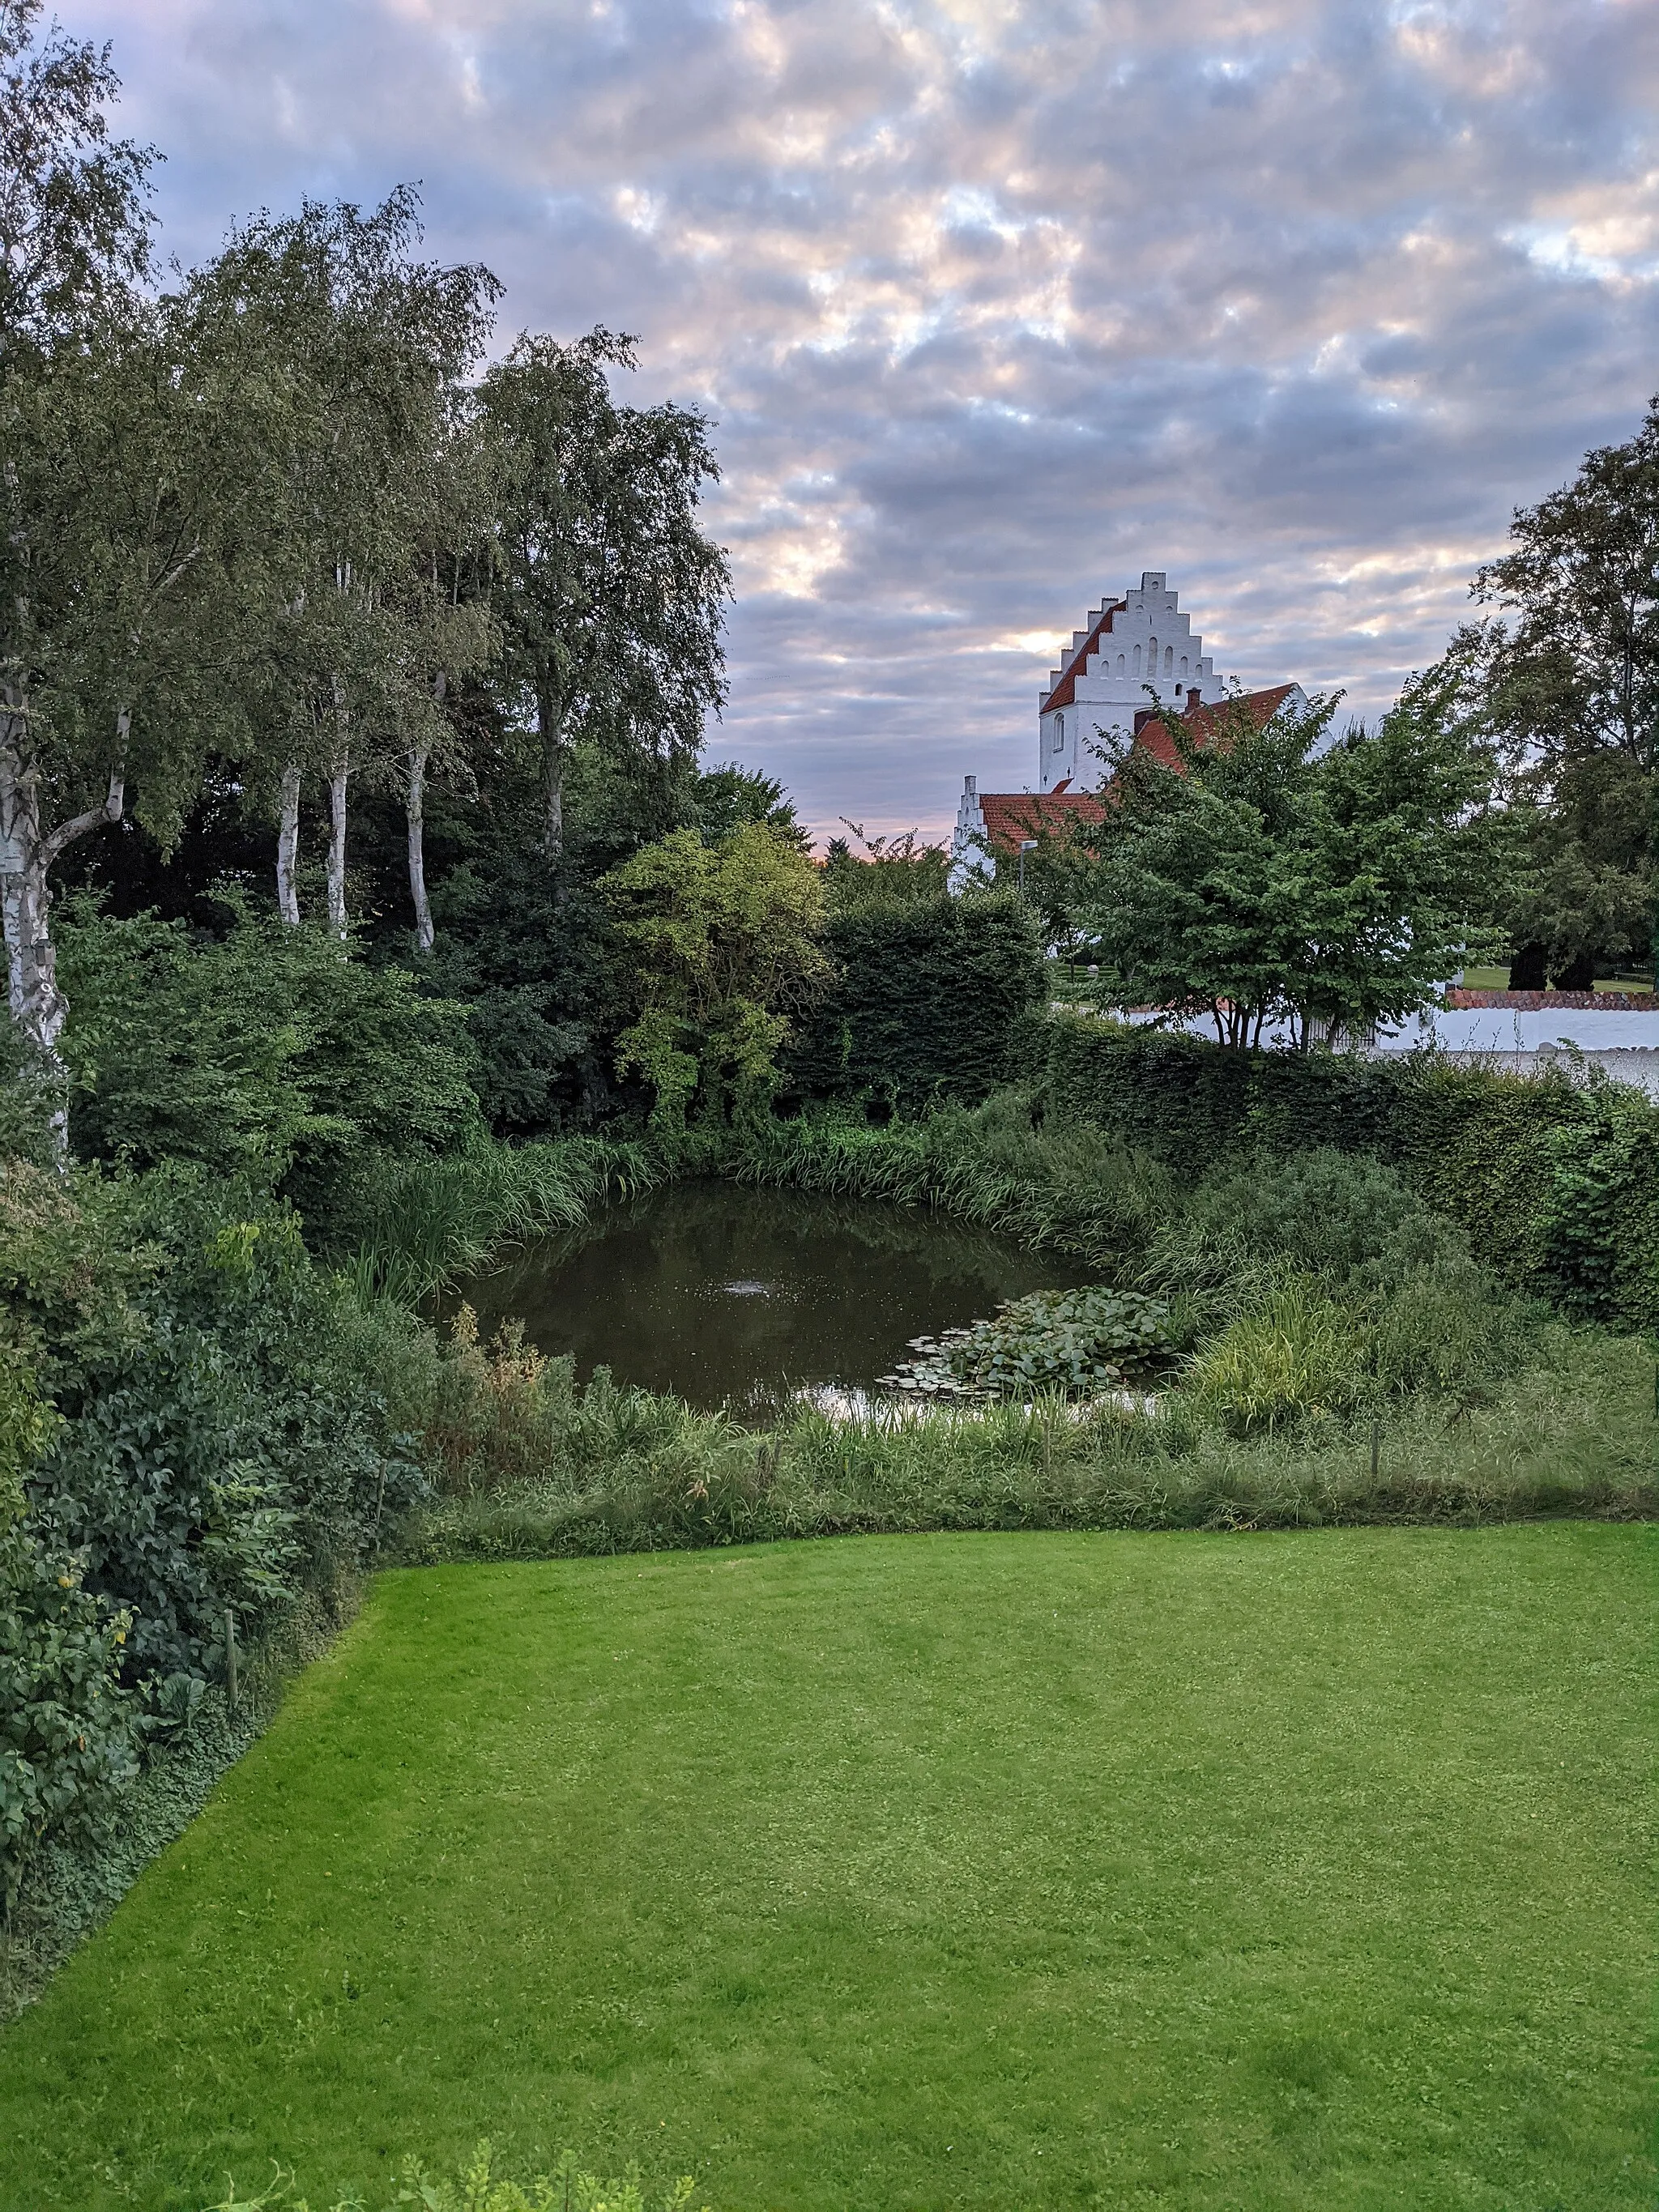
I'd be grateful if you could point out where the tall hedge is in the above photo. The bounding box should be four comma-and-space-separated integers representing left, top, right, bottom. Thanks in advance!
1014, 1010, 1659, 1332
788, 894, 1045, 1110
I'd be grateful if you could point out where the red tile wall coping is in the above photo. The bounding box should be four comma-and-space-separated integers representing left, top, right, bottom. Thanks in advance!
1446, 987, 1657, 1011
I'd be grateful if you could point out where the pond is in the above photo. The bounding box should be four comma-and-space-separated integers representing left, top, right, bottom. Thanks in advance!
454, 1178, 1091, 1413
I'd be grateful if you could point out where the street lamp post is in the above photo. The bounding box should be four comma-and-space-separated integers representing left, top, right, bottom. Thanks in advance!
1017, 838, 1037, 898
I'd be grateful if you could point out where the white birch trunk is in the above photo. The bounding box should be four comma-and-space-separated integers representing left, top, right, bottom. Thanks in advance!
538, 693, 565, 859
276, 761, 301, 924
326, 754, 349, 937
1, 689, 127, 1157
406, 741, 433, 955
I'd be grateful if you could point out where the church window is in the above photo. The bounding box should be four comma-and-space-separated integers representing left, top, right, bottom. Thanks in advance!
1164, 646, 1174, 673
1052, 714, 1064, 751
1132, 645, 1141, 674
1179, 655, 1188, 675
1116, 653, 1125, 676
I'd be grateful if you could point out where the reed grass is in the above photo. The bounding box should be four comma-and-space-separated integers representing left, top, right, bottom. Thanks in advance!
396, 1323, 1656, 1563
339, 1094, 1653, 1561
337, 1134, 668, 1305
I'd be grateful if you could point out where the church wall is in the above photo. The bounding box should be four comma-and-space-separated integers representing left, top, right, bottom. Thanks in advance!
1038, 573, 1230, 791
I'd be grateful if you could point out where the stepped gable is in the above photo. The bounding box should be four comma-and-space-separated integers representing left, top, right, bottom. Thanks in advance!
1130, 684, 1301, 770
1040, 602, 1127, 715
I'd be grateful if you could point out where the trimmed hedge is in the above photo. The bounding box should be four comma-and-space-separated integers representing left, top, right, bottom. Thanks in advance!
787, 893, 1045, 1110
1014, 1010, 1659, 1332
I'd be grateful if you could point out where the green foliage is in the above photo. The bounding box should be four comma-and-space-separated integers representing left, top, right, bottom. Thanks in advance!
821, 830, 951, 912
339, 1133, 664, 1305
887, 1286, 1171, 1401
693, 761, 805, 849
786, 892, 1045, 1110
1442, 396, 1659, 978
200, 2142, 702, 2211
601, 823, 829, 1131
1077, 680, 1507, 1045
1020, 1009, 1659, 1331
56, 900, 480, 1220
1183, 1280, 1366, 1434
0, 1524, 139, 1915
1503, 770, 1651, 985
1, 1157, 423, 1692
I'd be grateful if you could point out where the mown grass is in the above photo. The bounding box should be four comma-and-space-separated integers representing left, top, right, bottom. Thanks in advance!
0, 1528, 1652, 2212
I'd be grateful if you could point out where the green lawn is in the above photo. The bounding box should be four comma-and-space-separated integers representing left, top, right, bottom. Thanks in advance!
1, 1530, 1653, 2212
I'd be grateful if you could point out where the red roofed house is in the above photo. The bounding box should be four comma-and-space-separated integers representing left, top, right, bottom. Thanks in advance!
949, 573, 1307, 890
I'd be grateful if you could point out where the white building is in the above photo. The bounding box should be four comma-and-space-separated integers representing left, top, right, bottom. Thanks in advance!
949, 571, 1280, 891
1037, 572, 1230, 793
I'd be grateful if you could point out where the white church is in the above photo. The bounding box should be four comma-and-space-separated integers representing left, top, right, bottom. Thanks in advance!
949, 573, 1304, 889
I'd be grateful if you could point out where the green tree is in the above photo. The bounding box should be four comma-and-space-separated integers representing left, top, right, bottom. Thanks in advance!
1448, 396, 1659, 982
0, 0, 163, 1114
186, 190, 500, 936
1078, 684, 1503, 1049
599, 823, 827, 1130
480, 330, 731, 859
0, 0, 155, 364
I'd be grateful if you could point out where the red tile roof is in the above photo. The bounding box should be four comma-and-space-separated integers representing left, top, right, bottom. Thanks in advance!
1131, 684, 1300, 769
974, 786, 1107, 855
968, 686, 1303, 858
1041, 601, 1127, 713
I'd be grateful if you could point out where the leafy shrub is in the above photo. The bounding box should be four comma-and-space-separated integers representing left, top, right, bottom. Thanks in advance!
201, 2142, 705, 2211
0, 1526, 139, 1914
1022, 1007, 1659, 1331
1370, 1255, 1534, 1396
787, 893, 1045, 1110
886, 1286, 1171, 1400
1136, 1146, 1457, 1307
0, 1023, 58, 1170
56, 900, 481, 1227
3, 1161, 423, 1691
1183, 1281, 1367, 1434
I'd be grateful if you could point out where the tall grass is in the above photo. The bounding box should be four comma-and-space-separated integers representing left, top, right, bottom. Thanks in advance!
329, 1091, 1646, 1559
338, 1133, 668, 1305
723, 1093, 1176, 1274
395, 1314, 1657, 1564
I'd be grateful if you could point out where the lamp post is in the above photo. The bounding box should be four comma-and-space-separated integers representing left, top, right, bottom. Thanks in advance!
1017, 838, 1037, 899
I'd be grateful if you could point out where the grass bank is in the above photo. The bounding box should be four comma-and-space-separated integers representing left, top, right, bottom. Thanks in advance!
402, 1329, 1657, 1562
0, 1529, 1651, 2212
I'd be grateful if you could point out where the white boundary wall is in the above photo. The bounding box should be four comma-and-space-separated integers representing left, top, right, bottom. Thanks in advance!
1099, 1001, 1659, 1097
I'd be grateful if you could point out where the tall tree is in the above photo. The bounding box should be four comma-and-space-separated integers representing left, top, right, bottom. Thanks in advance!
0, 2, 173, 1127
0, 0, 155, 364
1077, 684, 1503, 1049
190, 191, 499, 934
1447, 398, 1659, 982
480, 330, 731, 860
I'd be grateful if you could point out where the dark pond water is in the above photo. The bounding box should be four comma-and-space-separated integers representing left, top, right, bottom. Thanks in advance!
454, 1179, 1090, 1413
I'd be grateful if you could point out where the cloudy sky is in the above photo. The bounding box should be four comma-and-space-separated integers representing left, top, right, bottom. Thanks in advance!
79, 0, 1659, 841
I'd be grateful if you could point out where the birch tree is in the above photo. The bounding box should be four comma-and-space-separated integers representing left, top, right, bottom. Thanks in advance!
193, 191, 498, 933
480, 330, 730, 860
0, 3, 212, 1132
390, 409, 498, 953
1, 284, 296, 1112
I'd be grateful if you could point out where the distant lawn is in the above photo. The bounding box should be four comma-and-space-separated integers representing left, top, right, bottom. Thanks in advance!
1, 1530, 1653, 2212
1459, 965, 1655, 994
